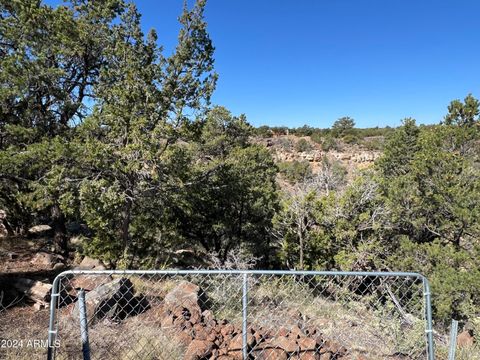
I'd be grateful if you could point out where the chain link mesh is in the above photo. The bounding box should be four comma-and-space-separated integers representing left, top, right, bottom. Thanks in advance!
47, 271, 433, 360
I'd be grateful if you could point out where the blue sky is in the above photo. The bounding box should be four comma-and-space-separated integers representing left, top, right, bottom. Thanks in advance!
47, 0, 480, 128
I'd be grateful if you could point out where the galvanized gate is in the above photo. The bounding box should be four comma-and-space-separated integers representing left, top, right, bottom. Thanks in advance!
47, 270, 434, 360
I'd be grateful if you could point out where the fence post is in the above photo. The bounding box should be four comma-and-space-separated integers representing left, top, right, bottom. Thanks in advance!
242, 273, 248, 360
78, 289, 91, 360
423, 277, 435, 360
448, 319, 458, 360
47, 274, 61, 360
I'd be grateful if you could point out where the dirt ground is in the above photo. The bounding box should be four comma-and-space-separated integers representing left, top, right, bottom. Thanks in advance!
0, 236, 68, 359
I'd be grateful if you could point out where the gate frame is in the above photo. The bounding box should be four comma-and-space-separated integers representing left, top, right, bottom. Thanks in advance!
47, 270, 435, 360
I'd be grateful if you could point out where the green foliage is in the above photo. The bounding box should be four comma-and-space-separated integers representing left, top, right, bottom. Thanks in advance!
342, 134, 358, 144
444, 94, 480, 127
278, 161, 312, 184
320, 135, 338, 151
360, 137, 384, 151
174, 109, 278, 263
310, 132, 323, 145
294, 138, 313, 152
377, 118, 419, 178
332, 116, 355, 137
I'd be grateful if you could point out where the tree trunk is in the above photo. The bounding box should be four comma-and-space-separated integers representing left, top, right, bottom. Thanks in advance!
52, 204, 67, 255
121, 197, 132, 260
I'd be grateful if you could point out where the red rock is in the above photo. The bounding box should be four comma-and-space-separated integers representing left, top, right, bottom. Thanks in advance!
297, 337, 317, 351
289, 325, 305, 339
457, 330, 474, 347
296, 352, 319, 360
184, 339, 214, 360
202, 309, 214, 323
277, 327, 289, 337
221, 323, 235, 336
228, 332, 255, 351
176, 331, 193, 346
226, 349, 243, 360
273, 336, 298, 353
164, 281, 203, 324
322, 339, 347, 356
254, 348, 288, 360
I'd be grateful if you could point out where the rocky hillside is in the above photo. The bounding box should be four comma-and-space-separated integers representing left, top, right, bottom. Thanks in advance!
255, 135, 382, 175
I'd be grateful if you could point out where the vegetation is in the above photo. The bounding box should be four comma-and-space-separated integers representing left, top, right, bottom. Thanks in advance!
1, 0, 480, 331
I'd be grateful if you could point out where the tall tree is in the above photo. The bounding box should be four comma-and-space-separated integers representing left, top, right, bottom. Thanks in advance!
331, 116, 355, 137
77, 0, 217, 266
0, 0, 126, 252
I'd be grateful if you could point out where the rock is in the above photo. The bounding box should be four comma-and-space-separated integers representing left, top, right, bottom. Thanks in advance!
297, 337, 317, 351
288, 325, 305, 339
76, 256, 106, 270
202, 309, 215, 323
273, 336, 298, 353
70, 274, 113, 291
254, 348, 288, 360
176, 331, 193, 346
296, 352, 319, 360
457, 330, 474, 347
52, 262, 65, 270
321, 339, 347, 356
28, 224, 52, 236
164, 281, 204, 324
228, 332, 255, 351
30, 252, 59, 268
12, 278, 52, 303
220, 323, 235, 337
33, 302, 46, 311
184, 339, 214, 360
73, 278, 135, 322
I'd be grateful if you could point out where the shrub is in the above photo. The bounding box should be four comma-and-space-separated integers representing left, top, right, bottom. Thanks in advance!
342, 134, 359, 144
295, 138, 313, 152
321, 136, 338, 151
278, 161, 312, 183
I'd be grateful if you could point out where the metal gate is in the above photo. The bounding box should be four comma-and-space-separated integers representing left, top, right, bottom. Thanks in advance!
47, 270, 434, 360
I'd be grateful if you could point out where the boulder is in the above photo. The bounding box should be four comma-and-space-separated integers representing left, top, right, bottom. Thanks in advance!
30, 252, 62, 268
184, 339, 214, 360
164, 281, 205, 324
28, 224, 52, 236
11, 278, 52, 304
73, 278, 135, 322
297, 337, 317, 351
76, 256, 106, 270
321, 339, 347, 356
272, 336, 298, 353
70, 274, 113, 291
228, 332, 255, 352
253, 348, 288, 360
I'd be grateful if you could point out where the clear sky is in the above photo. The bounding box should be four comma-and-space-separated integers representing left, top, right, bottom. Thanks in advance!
46, 0, 480, 128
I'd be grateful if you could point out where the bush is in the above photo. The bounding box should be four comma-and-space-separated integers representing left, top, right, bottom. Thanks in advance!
321, 136, 338, 151
310, 132, 323, 145
278, 161, 312, 183
295, 138, 313, 152
342, 134, 359, 145
361, 138, 384, 151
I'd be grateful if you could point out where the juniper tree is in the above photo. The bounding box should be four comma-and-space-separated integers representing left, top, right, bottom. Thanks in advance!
77, 0, 217, 266
0, 0, 126, 252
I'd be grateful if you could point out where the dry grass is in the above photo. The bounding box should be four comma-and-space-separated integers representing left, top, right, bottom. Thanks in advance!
0, 305, 50, 360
